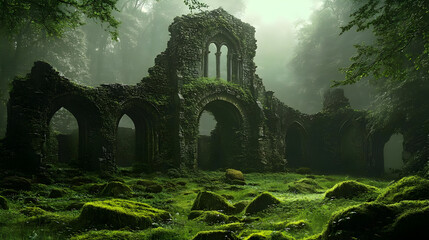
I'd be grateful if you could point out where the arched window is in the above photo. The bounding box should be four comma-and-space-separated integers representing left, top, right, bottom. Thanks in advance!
285, 122, 307, 168
116, 114, 136, 167
220, 45, 228, 81
384, 133, 404, 172
208, 43, 217, 78
46, 107, 79, 164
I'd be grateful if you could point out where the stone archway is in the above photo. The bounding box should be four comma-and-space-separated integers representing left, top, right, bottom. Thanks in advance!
46, 94, 101, 169
116, 98, 159, 169
339, 120, 367, 173
285, 121, 308, 168
194, 93, 248, 170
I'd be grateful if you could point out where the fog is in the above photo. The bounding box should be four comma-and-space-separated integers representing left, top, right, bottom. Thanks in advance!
0, 0, 376, 136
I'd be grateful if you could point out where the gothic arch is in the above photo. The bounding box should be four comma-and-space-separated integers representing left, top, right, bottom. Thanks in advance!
46, 94, 101, 168
285, 121, 308, 168
339, 120, 367, 173
116, 98, 160, 168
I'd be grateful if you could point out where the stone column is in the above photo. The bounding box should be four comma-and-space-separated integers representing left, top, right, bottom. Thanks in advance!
215, 47, 221, 79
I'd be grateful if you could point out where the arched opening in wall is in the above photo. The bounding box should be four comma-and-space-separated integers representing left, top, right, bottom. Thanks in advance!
285, 122, 307, 168
339, 121, 366, 173
116, 114, 136, 167
46, 107, 79, 165
383, 133, 404, 173
116, 101, 157, 171
197, 100, 243, 170
220, 45, 228, 81
208, 43, 217, 78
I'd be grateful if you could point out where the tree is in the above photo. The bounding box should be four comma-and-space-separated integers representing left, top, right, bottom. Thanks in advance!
337, 0, 429, 174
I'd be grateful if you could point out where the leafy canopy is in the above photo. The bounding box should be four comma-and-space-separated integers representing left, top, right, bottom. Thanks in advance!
0, 0, 208, 40
335, 0, 429, 87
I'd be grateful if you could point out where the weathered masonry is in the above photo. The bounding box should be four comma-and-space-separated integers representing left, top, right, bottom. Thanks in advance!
2, 8, 424, 175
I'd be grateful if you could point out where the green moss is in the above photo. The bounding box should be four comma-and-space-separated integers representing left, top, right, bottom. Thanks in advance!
217, 222, 245, 232
226, 169, 245, 181
273, 220, 310, 232
70, 230, 136, 240
100, 181, 133, 198
20, 207, 48, 217
288, 178, 323, 194
78, 199, 171, 229
146, 227, 182, 240
192, 230, 239, 240
245, 192, 281, 215
193, 210, 229, 225
232, 200, 249, 214
390, 205, 429, 240
376, 176, 429, 204
242, 230, 295, 240
324, 180, 379, 200
191, 191, 235, 214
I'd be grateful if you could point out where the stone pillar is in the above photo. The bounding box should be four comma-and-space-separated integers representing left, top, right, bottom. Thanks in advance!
227, 52, 232, 82
215, 47, 221, 79
203, 50, 209, 77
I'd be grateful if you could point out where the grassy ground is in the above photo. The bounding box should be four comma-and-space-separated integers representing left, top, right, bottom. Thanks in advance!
0, 167, 393, 240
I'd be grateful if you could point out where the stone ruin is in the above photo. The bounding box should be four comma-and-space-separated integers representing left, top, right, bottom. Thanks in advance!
2, 8, 423, 175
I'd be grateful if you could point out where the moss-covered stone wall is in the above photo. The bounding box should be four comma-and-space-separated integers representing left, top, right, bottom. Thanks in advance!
3, 8, 423, 176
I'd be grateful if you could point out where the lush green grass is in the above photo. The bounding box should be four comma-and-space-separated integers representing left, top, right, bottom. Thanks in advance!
0, 168, 393, 240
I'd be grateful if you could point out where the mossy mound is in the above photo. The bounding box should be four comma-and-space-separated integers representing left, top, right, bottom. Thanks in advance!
193, 210, 229, 225
322, 200, 429, 240
217, 222, 245, 232
70, 230, 136, 240
20, 207, 48, 217
242, 230, 295, 240
70, 176, 97, 186
245, 192, 281, 215
0, 176, 32, 190
288, 178, 323, 194
146, 227, 182, 240
48, 188, 67, 198
100, 181, 133, 198
191, 191, 235, 214
273, 220, 310, 232
192, 230, 239, 240
232, 200, 249, 214
78, 199, 171, 229
376, 176, 429, 204
135, 179, 163, 193
0, 195, 8, 210
324, 180, 378, 200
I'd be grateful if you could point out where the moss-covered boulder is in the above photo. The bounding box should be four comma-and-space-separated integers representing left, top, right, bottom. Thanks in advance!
135, 179, 163, 193
191, 191, 235, 214
273, 220, 310, 232
232, 200, 249, 214
376, 176, 429, 204
0, 196, 8, 210
100, 181, 133, 198
70, 230, 136, 240
242, 231, 295, 240
192, 210, 229, 225
192, 230, 239, 240
48, 188, 67, 198
245, 192, 281, 215
226, 169, 245, 185
0, 176, 31, 190
78, 199, 171, 229
217, 222, 245, 232
322, 200, 429, 240
324, 180, 378, 200
20, 207, 48, 217
288, 178, 323, 194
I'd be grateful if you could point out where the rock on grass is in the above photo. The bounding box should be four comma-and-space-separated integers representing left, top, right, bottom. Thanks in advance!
226, 169, 245, 185
376, 176, 429, 204
245, 192, 281, 215
191, 191, 235, 214
0, 176, 31, 191
324, 180, 378, 200
100, 181, 133, 198
192, 230, 239, 240
79, 199, 171, 229
288, 178, 323, 194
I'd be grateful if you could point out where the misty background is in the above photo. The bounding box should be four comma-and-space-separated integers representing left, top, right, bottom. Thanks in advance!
0, 0, 377, 135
